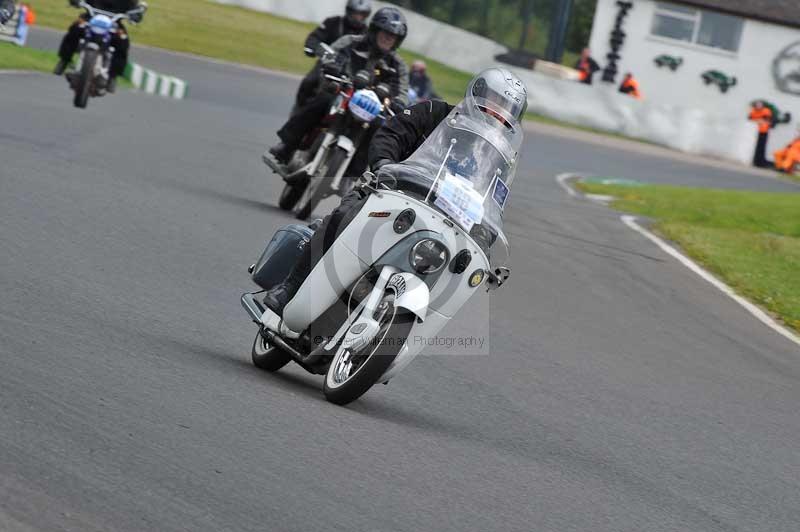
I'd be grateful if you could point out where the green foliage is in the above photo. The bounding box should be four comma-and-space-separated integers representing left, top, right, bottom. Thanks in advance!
389, 0, 597, 63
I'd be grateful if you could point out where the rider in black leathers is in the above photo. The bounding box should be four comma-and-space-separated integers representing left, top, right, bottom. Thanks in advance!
294, 0, 372, 110
0, 0, 15, 25
265, 6, 409, 177
54, 0, 145, 92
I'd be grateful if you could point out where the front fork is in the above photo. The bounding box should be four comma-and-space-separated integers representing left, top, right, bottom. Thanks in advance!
324, 266, 431, 354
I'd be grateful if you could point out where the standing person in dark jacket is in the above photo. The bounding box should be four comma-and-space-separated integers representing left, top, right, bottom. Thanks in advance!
293, 0, 372, 111
748, 100, 774, 168
408, 60, 439, 102
575, 47, 600, 85
261, 68, 528, 314
266, 6, 409, 176
53, 0, 146, 93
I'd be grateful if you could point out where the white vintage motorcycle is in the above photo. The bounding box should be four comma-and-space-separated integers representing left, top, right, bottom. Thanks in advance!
241, 100, 520, 404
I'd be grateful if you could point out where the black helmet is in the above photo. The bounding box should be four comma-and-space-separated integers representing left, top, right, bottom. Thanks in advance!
368, 6, 408, 52
346, 0, 372, 29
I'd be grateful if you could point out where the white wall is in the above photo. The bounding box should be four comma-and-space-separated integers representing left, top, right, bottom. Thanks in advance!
589, 0, 800, 160
515, 68, 755, 163
215, 0, 505, 74
215, 0, 771, 164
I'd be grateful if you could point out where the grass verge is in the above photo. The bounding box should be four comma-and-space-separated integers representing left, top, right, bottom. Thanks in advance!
577, 181, 800, 332
0, 40, 60, 71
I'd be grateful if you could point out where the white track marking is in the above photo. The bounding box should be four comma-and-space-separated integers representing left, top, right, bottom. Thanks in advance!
556, 173, 578, 197
621, 215, 800, 348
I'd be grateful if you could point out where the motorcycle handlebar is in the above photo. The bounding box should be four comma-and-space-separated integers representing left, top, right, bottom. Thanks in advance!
76, 1, 147, 23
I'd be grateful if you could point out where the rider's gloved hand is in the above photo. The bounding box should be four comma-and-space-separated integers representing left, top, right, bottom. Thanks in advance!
69, 0, 80, 7
321, 60, 342, 77
129, 11, 143, 23
0, 8, 11, 24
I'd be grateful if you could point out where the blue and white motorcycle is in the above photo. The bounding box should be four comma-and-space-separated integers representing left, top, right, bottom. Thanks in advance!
67, 1, 146, 109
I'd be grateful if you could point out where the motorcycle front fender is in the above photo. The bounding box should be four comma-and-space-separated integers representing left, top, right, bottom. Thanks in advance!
389, 272, 429, 322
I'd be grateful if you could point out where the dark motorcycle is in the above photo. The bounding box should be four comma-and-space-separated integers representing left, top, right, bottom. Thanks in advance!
264, 45, 396, 219
66, 1, 146, 109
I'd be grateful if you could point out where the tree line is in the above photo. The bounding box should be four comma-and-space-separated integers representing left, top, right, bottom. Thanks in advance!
388, 0, 598, 63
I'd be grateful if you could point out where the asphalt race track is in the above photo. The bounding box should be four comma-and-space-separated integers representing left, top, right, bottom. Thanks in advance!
1, 39, 799, 532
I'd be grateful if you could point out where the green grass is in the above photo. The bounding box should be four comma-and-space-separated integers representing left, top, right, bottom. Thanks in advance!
0, 40, 60, 71
578, 181, 800, 331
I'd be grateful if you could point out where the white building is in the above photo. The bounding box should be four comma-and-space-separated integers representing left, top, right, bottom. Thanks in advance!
589, 0, 800, 158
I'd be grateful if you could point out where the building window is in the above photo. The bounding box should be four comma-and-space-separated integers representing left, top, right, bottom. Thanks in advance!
651, 2, 743, 52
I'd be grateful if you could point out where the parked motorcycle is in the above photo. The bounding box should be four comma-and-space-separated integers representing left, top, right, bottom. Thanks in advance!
242, 103, 519, 405
66, 1, 146, 109
264, 44, 396, 220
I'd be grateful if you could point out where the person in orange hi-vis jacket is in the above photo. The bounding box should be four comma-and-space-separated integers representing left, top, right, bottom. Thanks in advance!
618, 72, 643, 100
774, 126, 800, 174
748, 100, 774, 168
574, 48, 600, 85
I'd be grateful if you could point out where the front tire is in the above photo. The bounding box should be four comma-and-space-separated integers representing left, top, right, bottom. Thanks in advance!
295, 146, 348, 220
323, 309, 414, 405
73, 49, 96, 109
278, 182, 306, 210
251, 329, 291, 372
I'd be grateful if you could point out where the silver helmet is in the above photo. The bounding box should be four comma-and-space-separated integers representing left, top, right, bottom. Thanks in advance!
465, 68, 528, 127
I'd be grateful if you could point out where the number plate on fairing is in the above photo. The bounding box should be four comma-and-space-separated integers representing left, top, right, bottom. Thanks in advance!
434, 172, 485, 232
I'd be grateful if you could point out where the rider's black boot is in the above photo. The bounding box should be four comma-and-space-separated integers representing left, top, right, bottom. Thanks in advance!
53, 59, 67, 76
262, 261, 308, 315
268, 142, 294, 165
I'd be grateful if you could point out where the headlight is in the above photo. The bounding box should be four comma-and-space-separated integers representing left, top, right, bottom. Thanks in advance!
409, 239, 448, 275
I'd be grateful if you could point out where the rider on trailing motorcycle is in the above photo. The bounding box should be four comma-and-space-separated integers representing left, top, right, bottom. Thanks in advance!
262, 67, 528, 314
294, 0, 373, 110
266, 6, 409, 175
53, 0, 146, 93
0, 0, 15, 25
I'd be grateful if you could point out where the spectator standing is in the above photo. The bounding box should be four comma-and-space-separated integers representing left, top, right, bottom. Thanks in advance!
575, 47, 600, 85
748, 100, 773, 168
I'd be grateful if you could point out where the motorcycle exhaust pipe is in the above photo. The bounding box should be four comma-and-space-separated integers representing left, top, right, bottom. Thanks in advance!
261, 328, 325, 375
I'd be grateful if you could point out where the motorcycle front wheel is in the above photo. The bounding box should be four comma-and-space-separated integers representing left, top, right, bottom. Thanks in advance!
278, 182, 306, 211
295, 146, 347, 220
73, 48, 96, 109
323, 306, 414, 405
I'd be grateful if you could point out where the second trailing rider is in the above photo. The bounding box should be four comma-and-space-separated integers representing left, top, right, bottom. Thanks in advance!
265, 6, 409, 178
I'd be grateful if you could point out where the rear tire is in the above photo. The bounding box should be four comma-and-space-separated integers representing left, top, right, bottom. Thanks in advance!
295, 147, 348, 220
73, 49, 96, 109
323, 310, 414, 405
251, 329, 292, 372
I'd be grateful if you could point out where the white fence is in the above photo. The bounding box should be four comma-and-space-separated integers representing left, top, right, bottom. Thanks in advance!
215, 0, 757, 164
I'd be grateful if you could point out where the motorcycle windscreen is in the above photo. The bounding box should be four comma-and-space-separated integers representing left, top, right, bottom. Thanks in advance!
376, 100, 523, 265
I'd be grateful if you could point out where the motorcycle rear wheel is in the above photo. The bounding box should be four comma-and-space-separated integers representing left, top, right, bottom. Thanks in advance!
251, 329, 291, 372
73, 48, 96, 109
